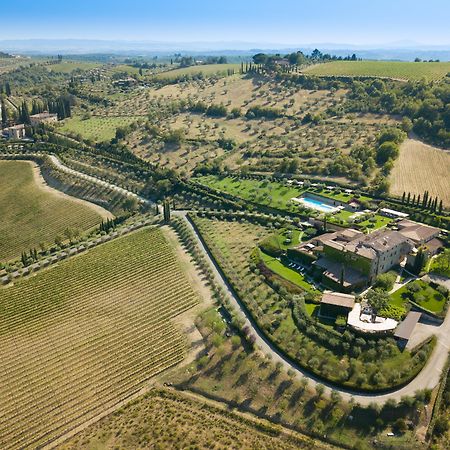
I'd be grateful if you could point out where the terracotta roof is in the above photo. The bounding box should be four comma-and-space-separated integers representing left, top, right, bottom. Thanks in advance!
394, 311, 421, 340
321, 291, 355, 309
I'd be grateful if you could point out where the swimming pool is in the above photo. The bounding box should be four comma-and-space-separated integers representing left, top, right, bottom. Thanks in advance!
293, 196, 339, 213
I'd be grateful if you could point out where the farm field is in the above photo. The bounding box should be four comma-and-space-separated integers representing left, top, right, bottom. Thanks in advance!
303, 60, 450, 81
154, 63, 241, 80
59, 115, 141, 142
0, 160, 105, 262
60, 388, 317, 450
45, 60, 101, 73
389, 138, 450, 207
0, 227, 198, 449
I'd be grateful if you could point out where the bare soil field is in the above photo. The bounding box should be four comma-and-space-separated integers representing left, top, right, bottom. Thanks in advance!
389, 138, 450, 207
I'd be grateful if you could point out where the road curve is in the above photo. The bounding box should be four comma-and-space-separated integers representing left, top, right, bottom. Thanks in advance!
48, 155, 151, 205
174, 211, 450, 405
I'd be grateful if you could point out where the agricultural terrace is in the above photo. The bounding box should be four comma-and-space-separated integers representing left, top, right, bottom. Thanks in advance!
75, 71, 392, 176
61, 388, 317, 450
0, 227, 198, 449
154, 63, 241, 80
389, 138, 450, 208
58, 115, 141, 142
303, 61, 450, 81
0, 160, 105, 262
191, 214, 434, 391
194, 175, 390, 230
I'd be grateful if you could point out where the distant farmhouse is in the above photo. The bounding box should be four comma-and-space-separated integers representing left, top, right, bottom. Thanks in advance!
30, 112, 58, 126
2, 124, 26, 140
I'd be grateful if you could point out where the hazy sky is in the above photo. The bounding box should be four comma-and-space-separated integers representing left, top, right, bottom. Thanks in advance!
2, 0, 450, 46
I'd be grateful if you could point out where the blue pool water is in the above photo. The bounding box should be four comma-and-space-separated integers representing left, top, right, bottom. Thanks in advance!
298, 197, 337, 213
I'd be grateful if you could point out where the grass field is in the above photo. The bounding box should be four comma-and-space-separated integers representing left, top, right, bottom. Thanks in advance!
429, 249, 450, 278
60, 388, 312, 449
389, 138, 450, 207
303, 61, 450, 81
45, 61, 101, 73
390, 280, 447, 313
154, 63, 241, 80
0, 160, 104, 262
59, 115, 140, 142
0, 227, 198, 449
260, 250, 317, 292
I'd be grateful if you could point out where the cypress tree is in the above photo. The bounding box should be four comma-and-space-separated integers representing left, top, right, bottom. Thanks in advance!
438, 200, 443, 214
406, 192, 411, 205
21, 101, 30, 124
1, 100, 7, 125
401, 192, 406, 204
5, 82, 11, 96
412, 194, 416, 206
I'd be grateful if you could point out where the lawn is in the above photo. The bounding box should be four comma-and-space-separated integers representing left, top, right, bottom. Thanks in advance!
429, 249, 450, 278
303, 60, 450, 82
154, 63, 241, 80
195, 175, 388, 229
391, 280, 447, 313
0, 160, 105, 262
0, 227, 198, 449
59, 115, 140, 142
260, 250, 317, 292
195, 175, 304, 210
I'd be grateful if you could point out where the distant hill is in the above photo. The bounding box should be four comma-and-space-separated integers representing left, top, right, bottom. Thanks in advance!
0, 51, 13, 58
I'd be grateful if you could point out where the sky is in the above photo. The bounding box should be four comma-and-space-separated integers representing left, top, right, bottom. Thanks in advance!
1, 0, 450, 47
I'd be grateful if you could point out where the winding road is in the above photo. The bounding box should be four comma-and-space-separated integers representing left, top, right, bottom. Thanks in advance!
3, 151, 449, 405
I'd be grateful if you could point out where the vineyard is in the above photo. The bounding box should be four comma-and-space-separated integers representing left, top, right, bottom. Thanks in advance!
302, 60, 450, 81
0, 227, 198, 449
389, 138, 450, 207
0, 160, 104, 262
154, 63, 241, 80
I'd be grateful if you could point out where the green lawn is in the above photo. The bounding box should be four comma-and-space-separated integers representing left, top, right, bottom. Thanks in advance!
260, 251, 317, 292
358, 215, 392, 231
303, 60, 450, 82
154, 63, 241, 80
429, 249, 450, 278
195, 175, 304, 210
390, 280, 447, 313
310, 187, 371, 204
59, 115, 140, 142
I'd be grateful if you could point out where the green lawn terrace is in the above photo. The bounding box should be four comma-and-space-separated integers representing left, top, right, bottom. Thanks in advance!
390, 279, 449, 316
194, 174, 391, 231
